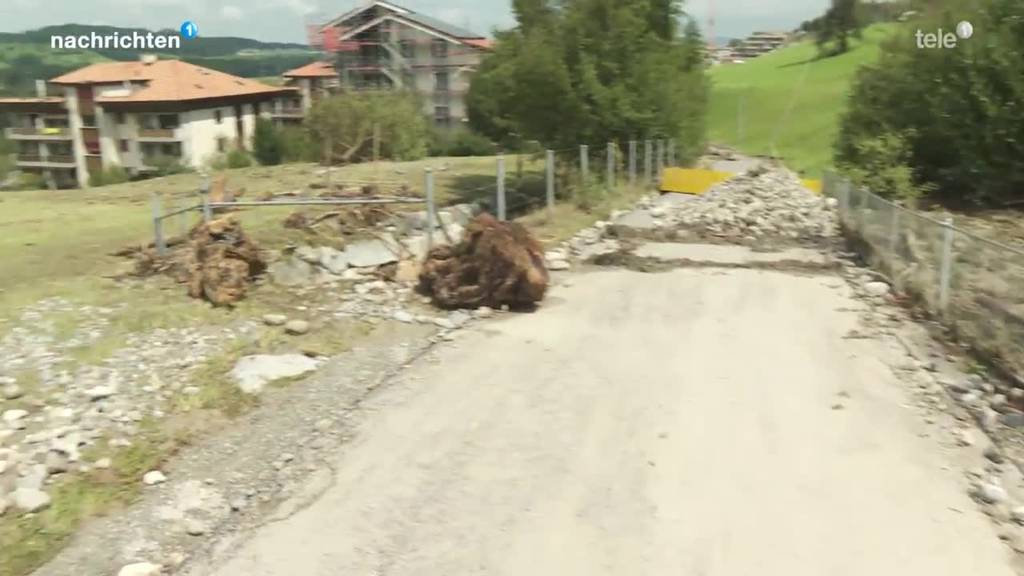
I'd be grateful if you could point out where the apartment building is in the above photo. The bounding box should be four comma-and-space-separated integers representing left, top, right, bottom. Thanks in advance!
716, 31, 791, 63
0, 56, 294, 188
272, 61, 340, 125
314, 1, 492, 126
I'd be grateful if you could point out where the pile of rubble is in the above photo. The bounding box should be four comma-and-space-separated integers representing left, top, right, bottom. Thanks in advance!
666, 165, 838, 241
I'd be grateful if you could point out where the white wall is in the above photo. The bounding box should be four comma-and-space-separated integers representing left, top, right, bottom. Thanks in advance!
62, 86, 88, 187
179, 106, 241, 167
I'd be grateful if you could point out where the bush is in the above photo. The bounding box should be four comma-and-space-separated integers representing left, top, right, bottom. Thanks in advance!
87, 164, 129, 187
836, 0, 1024, 206
17, 172, 46, 190
226, 148, 253, 169
253, 118, 283, 166
147, 156, 192, 177
307, 92, 429, 164
838, 132, 928, 202
279, 126, 318, 163
428, 127, 497, 157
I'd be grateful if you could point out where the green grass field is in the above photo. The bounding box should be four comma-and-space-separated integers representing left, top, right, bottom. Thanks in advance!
708, 24, 898, 177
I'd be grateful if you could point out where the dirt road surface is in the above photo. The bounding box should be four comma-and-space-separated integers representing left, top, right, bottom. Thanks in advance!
187, 262, 1018, 576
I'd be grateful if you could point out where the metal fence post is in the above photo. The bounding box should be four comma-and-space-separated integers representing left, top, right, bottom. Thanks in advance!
545, 149, 555, 215
580, 144, 589, 189
938, 215, 955, 313
628, 140, 637, 187
667, 140, 676, 167
425, 168, 436, 252
151, 193, 166, 256
496, 155, 506, 221
606, 142, 614, 191
888, 206, 900, 254
644, 140, 653, 184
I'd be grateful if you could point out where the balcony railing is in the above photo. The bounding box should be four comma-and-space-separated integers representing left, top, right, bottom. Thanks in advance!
138, 128, 179, 139
6, 127, 71, 139
16, 154, 75, 166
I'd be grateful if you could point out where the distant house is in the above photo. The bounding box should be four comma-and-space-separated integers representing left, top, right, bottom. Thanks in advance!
273, 60, 340, 124
312, 0, 493, 127
0, 56, 293, 188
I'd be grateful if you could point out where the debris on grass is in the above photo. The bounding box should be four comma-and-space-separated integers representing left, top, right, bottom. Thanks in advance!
418, 213, 549, 309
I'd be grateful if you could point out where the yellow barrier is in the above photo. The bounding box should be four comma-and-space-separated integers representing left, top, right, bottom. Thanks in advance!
659, 168, 824, 196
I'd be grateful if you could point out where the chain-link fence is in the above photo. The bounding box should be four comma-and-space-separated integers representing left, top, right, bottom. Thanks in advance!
825, 172, 1024, 382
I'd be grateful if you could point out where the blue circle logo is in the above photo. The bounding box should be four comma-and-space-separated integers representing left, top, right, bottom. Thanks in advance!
180, 21, 198, 40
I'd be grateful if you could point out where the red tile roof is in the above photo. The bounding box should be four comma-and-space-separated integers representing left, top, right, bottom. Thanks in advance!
50, 59, 289, 103
282, 61, 338, 78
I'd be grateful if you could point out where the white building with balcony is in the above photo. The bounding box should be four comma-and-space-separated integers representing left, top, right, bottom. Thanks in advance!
0, 57, 294, 188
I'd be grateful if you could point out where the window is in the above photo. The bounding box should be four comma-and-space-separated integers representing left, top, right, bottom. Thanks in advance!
158, 114, 180, 129
119, 139, 129, 153
215, 109, 223, 124
431, 39, 448, 58
115, 112, 125, 124
217, 137, 228, 153
434, 72, 450, 92
400, 40, 415, 59
434, 105, 451, 127
81, 115, 96, 128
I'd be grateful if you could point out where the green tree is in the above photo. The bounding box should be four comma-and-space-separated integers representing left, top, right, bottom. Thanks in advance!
306, 92, 428, 164
835, 0, 1024, 206
467, 0, 708, 162
252, 118, 283, 166
817, 0, 863, 55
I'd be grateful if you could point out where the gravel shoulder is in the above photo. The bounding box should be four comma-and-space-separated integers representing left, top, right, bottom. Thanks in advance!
184, 259, 1019, 576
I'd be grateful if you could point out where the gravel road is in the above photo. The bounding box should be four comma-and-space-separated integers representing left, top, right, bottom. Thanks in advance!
188, 260, 1017, 576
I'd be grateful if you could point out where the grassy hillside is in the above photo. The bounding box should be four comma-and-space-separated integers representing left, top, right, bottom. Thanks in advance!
708, 24, 898, 177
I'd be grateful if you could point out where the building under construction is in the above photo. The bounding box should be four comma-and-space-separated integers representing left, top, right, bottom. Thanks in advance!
308, 1, 493, 127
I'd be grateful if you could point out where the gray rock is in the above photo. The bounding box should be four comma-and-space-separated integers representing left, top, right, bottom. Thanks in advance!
295, 245, 322, 264
320, 248, 350, 274
94, 457, 112, 470
230, 354, 320, 394
84, 385, 117, 401
393, 310, 414, 324
1012, 506, 1024, 526
1001, 411, 1024, 429
268, 257, 315, 287
344, 239, 398, 268
44, 450, 70, 475
863, 281, 890, 297
117, 562, 163, 576
984, 445, 1006, 464
262, 314, 288, 327
955, 429, 975, 447
12, 488, 51, 512
448, 310, 472, 328
976, 482, 1008, 504
2, 409, 28, 424
284, 320, 310, 335
230, 498, 247, 512
143, 470, 167, 486
185, 517, 209, 536
474, 306, 494, 319
548, 259, 571, 271
1, 384, 23, 400
432, 318, 456, 330
16, 464, 47, 491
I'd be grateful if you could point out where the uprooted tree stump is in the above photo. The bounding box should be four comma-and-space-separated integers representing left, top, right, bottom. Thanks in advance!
183, 217, 266, 307
418, 213, 549, 309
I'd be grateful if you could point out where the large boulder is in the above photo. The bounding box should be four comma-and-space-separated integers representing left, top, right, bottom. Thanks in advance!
419, 213, 549, 309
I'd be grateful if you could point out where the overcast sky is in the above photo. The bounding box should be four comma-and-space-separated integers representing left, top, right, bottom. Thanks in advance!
0, 0, 831, 44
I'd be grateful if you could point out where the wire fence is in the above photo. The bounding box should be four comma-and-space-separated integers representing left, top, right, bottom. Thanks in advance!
825, 172, 1024, 383
151, 138, 679, 257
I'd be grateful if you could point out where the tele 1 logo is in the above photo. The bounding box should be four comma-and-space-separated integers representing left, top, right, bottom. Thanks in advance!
916, 21, 973, 49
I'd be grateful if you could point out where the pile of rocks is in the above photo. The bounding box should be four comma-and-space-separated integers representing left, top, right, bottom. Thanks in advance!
667, 166, 838, 241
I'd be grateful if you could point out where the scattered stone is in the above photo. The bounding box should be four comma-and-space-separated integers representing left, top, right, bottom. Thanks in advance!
44, 450, 70, 475
185, 517, 209, 536
230, 498, 247, 512
12, 488, 51, 512
1012, 506, 1024, 526
984, 445, 1006, 464
94, 457, 112, 470
320, 248, 350, 275
547, 259, 571, 271
284, 320, 310, 336
1001, 412, 1024, 429
1, 384, 23, 400
433, 318, 456, 330
473, 306, 494, 319
2, 409, 28, 424
976, 482, 1009, 504
955, 429, 975, 447
117, 562, 163, 576
230, 354, 320, 394
143, 470, 167, 486
295, 245, 322, 264
863, 281, 890, 297
345, 239, 398, 268
84, 385, 117, 401
262, 314, 288, 327
268, 256, 315, 287
393, 310, 415, 324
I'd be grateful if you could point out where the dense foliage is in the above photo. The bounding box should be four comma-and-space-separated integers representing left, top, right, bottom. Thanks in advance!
252, 118, 284, 166
835, 0, 1024, 206
306, 93, 428, 164
466, 0, 708, 163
